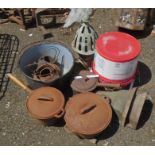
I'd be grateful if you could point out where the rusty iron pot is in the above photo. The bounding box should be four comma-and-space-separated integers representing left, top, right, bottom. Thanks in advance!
7, 74, 65, 124
26, 87, 65, 122
19, 41, 74, 89
64, 92, 112, 138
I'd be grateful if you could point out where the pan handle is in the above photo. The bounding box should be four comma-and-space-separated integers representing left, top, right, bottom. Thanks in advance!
7, 73, 32, 93
55, 109, 65, 118
80, 104, 96, 115
97, 82, 121, 89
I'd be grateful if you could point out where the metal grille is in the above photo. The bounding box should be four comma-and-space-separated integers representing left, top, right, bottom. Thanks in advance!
0, 34, 19, 99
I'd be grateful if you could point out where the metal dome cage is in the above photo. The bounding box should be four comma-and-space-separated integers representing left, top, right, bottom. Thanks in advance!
72, 23, 98, 56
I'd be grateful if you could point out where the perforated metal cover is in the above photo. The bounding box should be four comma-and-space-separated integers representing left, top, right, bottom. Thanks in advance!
72, 23, 98, 56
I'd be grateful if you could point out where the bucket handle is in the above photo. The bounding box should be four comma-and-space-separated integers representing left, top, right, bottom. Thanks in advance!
97, 82, 121, 89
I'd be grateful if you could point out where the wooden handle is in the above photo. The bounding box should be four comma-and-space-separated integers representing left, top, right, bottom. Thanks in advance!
7, 73, 32, 93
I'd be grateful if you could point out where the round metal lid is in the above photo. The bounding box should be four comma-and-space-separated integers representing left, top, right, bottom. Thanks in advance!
26, 87, 65, 119
64, 92, 112, 135
71, 70, 98, 92
96, 32, 141, 62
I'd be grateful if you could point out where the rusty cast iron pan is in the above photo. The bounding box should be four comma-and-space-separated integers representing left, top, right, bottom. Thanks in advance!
64, 92, 112, 138
7, 73, 65, 120
71, 70, 121, 93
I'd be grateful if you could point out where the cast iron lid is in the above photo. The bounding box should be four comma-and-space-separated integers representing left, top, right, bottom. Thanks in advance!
96, 32, 141, 62
26, 87, 65, 119
64, 92, 112, 135
71, 70, 98, 92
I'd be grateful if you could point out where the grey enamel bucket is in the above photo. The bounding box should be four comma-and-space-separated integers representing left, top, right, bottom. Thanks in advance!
19, 41, 75, 89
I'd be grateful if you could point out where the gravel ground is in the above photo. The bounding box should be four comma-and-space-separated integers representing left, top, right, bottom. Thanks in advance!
0, 9, 155, 146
